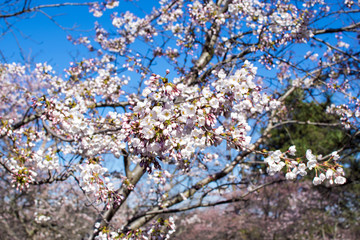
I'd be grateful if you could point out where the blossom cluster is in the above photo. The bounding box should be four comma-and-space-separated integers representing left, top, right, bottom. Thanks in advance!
265, 146, 346, 185
121, 61, 280, 171
90, 0, 119, 18
80, 161, 123, 206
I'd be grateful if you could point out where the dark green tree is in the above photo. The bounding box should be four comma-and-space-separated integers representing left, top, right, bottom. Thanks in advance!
265, 90, 349, 156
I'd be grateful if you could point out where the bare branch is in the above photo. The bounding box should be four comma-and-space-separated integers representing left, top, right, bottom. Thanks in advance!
138, 179, 284, 216
0, 2, 97, 19
271, 120, 343, 129
313, 22, 360, 35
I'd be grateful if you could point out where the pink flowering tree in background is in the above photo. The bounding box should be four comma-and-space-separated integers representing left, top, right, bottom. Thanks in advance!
0, 0, 360, 239
173, 179, 360, 239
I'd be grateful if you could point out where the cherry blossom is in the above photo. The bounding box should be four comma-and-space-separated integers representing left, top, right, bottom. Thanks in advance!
1, 0, 359, 239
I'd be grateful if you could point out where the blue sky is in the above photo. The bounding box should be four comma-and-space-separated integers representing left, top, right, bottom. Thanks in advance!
0, 0, 159, 72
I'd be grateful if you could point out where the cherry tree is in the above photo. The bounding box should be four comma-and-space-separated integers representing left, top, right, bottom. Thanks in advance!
0, 0, 359, 239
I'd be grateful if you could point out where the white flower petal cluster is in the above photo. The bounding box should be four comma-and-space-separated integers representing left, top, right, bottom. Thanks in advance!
34, 212, 51, 224
265, 147, 345, 186
313, 167, 346, 186
79, 163, 112, 194
288, 145, 296, 156
306, 149, 318, 170
265, 150, 285, 175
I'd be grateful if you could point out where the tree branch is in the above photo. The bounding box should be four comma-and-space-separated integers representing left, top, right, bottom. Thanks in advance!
88, 163, 145, 240
0, 2, 98, 19
137, 179, 283, 216
313, 22, 360, 35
